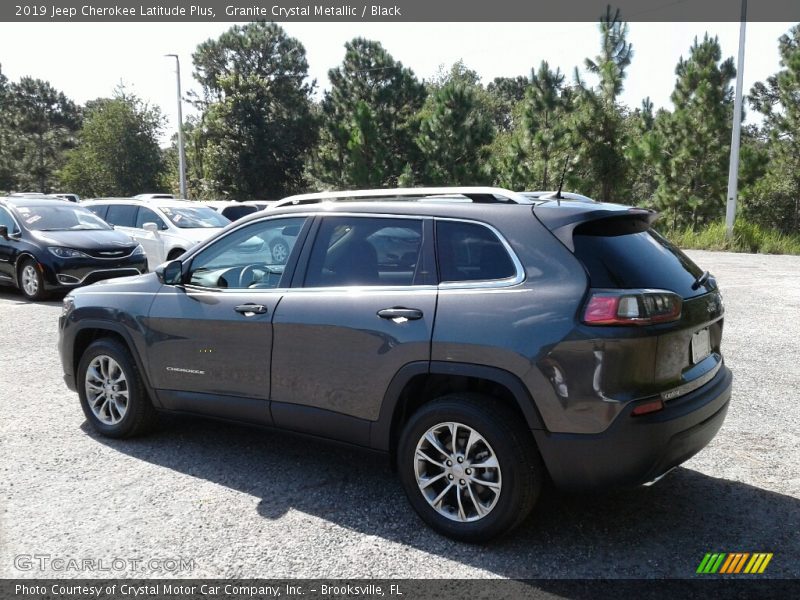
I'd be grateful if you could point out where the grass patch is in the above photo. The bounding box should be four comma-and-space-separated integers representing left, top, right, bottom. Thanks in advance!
663, 220, 800, 255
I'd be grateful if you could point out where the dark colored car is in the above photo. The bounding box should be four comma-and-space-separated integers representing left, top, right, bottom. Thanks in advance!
0, 197, 147, 300
58, 187, 731, 542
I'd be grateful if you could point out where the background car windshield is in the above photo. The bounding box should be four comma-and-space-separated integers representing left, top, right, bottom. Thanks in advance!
160, 207, 229, 229
15, 205, 112, 231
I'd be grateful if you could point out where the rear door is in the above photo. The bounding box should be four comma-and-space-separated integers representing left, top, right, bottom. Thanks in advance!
269, 215, 436, 441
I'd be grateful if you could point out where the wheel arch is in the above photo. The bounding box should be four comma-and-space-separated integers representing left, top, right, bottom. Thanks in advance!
371, 361, 545, 457
70, 321, 160, 408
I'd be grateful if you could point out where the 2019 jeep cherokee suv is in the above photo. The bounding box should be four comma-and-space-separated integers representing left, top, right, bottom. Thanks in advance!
58, 187, 732, 542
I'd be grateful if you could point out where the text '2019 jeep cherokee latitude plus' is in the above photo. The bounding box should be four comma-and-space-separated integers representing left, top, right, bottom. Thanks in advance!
58, 187, 732, 542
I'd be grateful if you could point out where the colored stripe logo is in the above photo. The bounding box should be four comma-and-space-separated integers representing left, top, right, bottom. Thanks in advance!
696, 553, 773, 574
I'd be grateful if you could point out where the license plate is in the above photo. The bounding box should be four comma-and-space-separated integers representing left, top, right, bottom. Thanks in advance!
691, 328, 711, 364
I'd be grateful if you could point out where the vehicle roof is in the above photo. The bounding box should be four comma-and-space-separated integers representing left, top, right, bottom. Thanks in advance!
83, 198, 208, 209
2, 196, 79, 208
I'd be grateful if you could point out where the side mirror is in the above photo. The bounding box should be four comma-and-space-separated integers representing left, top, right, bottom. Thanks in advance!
156, 259, 184, 285
0, 226, 7, 240
142, 222, 159, 232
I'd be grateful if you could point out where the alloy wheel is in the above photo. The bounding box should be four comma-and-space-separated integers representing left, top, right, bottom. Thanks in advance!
414, 421, 502, 522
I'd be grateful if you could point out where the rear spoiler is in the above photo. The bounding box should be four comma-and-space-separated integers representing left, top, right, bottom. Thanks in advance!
532, 205, 658, 252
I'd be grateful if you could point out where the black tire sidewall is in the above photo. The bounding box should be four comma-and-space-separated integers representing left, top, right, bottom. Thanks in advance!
77, 339, 147, 438
397, 396, 538, 542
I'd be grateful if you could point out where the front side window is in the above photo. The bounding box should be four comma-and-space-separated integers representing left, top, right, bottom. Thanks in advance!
0, 207, 18, 233
435, 220, 516, 283
304, 217, 424, 288
187, 217, 307, 289
135, 207, 167, 230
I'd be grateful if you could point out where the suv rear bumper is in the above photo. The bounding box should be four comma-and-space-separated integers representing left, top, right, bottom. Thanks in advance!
533, 365, 732, 490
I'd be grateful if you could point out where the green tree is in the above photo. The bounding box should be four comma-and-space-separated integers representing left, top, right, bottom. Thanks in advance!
571, 7, 633, 201
60, 89, 165, 197
645, 34, 735, 229
191, 22, 317, 198
486, 75, 529, 132
313, 38, 425, 188
0, 65, 13, 191
743, 24, 800, 233
416, 81, 495, 185
7, 77, 80, 192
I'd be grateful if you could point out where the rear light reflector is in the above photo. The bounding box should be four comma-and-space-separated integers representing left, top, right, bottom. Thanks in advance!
583, 289, 682, 326
631, 399, 665, 416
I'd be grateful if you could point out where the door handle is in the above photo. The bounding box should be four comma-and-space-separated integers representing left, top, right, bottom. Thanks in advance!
234, 303, 268, 315
377, 307, 423, 322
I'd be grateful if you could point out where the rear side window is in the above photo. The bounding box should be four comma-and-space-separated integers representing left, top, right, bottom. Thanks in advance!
435, 221, 516, 283
105, 204, 137, 227
304, 217, 424, 288
85, 205, 108, 220
573, 227, 705, 298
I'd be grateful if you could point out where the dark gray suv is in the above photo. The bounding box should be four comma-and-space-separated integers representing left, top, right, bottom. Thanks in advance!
58, 187, 732, 542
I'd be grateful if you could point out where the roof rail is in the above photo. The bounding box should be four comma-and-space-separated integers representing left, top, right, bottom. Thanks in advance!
274, 186, 533, 208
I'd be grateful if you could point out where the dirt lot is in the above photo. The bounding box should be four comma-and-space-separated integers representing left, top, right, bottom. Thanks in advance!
0, 250, 798, 579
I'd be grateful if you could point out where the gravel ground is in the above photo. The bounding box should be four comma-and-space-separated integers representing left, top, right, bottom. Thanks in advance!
0, 250, 798, 579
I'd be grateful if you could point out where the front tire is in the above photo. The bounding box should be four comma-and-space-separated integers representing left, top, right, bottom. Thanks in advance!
77, 338, 158, 438
397, 394, 543, 542
18, 258, 48, 301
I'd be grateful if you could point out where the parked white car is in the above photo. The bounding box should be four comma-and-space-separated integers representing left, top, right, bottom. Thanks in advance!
82, 198, 230, 270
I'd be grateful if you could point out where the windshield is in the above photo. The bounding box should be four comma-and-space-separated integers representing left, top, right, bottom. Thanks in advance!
14, 204, 112, 231
160, 206, 230, 229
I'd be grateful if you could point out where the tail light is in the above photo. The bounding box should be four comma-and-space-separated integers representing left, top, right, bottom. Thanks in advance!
583, 289, 682, 326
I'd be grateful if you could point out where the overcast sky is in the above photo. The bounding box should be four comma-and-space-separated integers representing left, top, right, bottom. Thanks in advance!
0, 21, 792, 144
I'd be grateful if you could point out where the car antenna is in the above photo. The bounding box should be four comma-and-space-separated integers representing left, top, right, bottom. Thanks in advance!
555, 155, 570, 205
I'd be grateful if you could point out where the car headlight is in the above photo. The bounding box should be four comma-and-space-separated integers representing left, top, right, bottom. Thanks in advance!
62, 294, 75, 317
132, 244, 145, 255
48, 247, 90, 259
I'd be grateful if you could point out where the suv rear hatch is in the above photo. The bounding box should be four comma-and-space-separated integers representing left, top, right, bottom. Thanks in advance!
534, 201, 724, 405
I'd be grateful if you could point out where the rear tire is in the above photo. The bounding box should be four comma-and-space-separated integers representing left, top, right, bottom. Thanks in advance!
397, 393, 544, 542
167, 248, 185, 261
77, 338, 158, 438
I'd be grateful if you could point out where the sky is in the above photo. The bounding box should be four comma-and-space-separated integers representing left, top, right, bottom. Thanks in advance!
0, 21, 793, 144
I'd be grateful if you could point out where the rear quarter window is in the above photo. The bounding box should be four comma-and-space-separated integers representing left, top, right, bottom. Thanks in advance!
435, 221, 517, 283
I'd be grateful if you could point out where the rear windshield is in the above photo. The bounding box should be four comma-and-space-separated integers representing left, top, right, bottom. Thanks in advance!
573, 227, 707, 298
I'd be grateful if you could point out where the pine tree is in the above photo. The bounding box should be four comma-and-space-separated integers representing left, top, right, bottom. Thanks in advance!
744, 24, 800, 233
313, 38, 425, 188
648, 34, 735, 229
570, 7, 633, 202
416, 81, 495, 185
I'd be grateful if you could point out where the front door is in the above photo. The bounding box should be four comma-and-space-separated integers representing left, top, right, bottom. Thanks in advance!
144, 215, 310, 423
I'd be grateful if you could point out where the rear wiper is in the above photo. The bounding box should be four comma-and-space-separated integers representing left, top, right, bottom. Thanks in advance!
692, 270, 710, 290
